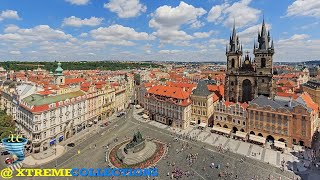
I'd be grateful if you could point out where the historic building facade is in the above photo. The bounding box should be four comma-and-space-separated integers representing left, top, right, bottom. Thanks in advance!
190, 81, 218, 127
213, 101, 248, 133
224, 20, 275, 103
144, 85, 192, 129
247, 94, 319, 148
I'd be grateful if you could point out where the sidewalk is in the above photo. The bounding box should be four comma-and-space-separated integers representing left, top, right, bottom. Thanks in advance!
23, 145, 64, 167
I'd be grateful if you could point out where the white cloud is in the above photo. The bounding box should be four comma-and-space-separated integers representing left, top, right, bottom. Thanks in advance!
79, 33, 88, 37
104, 0, 146, 18
0, 10, 20, 21
275, 34, 320, 61
159, 50, 182, 54
9, 50, 21, 55
286, 0, 320, 17
193, 31, 214, 39
4, 25, 19, 33
62, 16, 103, 27
90, 24, 154, 46
149, 1, 206, 44
238, 23, 272, 44
207, 0, 261, 28
209, 38, 227, 48
279, 34, 310, 42
149, 2, 206, 30
65, 0, 90, 5
0, 25, 73, 42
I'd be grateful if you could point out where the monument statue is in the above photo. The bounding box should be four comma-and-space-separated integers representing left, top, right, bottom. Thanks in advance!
124, 131, 145, 154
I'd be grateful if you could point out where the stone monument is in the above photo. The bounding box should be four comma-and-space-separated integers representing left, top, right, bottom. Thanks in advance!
124, 131, 145, 154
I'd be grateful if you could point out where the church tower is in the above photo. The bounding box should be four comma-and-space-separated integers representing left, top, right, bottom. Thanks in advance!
224, 22, 243, 102
54, 62, 65, 85
224, 18, 275, 103
253, 18, 275, 98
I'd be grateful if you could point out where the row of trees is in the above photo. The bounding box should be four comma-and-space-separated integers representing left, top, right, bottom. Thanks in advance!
0, 110, 15, 140
0, 61, 163, 72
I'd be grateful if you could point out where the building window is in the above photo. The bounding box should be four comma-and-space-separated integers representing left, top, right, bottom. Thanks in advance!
231, 58, 235, 68
261, 58, 266, 68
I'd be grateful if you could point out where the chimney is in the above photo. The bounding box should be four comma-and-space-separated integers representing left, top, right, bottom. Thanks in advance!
288, 96, 292, 108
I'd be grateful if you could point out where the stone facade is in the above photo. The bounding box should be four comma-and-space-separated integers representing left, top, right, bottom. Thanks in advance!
225, 20, 275, 103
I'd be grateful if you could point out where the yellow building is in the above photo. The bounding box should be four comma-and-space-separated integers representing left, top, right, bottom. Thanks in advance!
190, 81, 216, 127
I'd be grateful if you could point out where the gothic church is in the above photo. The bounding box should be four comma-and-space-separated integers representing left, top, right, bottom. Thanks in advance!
224, 19, 275, 103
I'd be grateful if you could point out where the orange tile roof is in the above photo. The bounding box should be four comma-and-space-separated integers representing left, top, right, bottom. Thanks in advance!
300, 92, 319, 112
241, 102, 249, 109
65, 78, 85, 85
276, 92, 299, 99
224, 101, 234, 107
212, 93, 219, 102
148, 85, 190, 99
37, 90, 54, 95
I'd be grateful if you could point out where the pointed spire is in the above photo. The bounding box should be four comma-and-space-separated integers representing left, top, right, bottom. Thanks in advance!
232, 19, 237, 41
226, 44, 228, 53
271, 39, 274, 49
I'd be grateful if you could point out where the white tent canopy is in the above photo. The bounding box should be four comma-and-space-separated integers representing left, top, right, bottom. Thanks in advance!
198, 123, 207, 128
211, 126, 231, 135
274, 140, 286, 149
190, 121, 196, 124
235, 131, 247, 139
249, 135, 266, 144
135, 105, 141, 109
142, 114, 149, 119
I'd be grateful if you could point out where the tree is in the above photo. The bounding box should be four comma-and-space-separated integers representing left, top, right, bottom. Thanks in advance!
0, 110, 15, 139
160, 78, 166, 82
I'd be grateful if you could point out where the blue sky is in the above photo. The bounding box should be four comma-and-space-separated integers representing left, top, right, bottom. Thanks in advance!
0, 0, 319, 62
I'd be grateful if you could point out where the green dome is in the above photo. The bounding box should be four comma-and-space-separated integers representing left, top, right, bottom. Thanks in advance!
54, 62, 63, 76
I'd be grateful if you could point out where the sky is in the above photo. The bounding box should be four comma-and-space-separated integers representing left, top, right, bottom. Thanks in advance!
0, 0, 319, 62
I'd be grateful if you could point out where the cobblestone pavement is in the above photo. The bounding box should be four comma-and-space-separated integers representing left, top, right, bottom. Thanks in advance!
7, 106, 308, 180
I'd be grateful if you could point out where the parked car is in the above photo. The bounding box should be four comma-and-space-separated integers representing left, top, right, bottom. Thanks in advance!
0, 143, 4, 148
5, 157, 13, 165
67, 143, 75, 147
117, 112, 126, 117
1, 151, 10, 156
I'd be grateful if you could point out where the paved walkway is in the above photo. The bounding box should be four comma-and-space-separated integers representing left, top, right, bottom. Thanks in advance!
23, 145, 64, 167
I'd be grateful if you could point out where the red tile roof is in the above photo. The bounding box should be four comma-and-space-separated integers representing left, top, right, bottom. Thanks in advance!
300, 92, 319, 112
148, 85, 190, 99
65, 78, 85, 85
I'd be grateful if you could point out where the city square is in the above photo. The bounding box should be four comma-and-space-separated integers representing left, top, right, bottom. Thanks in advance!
2, 106, 299, 180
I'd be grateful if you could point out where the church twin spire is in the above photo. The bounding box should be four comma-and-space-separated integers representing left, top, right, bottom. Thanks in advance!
226, 20, 242, 54
255, 17, 274, 53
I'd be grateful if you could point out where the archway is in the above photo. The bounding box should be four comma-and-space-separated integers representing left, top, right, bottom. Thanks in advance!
258, 133, 263, 137
266, 135, 275, 143
232, 127, 238, 133
299, 141, 304, 146
216, 123, 221, 127
250, 131, 255, 135
240, 128, 244, 132
242, 79, 252, 103
223, 124, 228, 129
